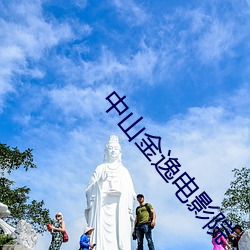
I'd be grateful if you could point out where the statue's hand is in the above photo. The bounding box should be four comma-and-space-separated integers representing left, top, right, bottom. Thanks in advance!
101, 171, 108, 181
129, 213, 135, 222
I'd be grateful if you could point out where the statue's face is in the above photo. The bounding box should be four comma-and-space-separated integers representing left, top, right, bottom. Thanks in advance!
107, 142, 121, 160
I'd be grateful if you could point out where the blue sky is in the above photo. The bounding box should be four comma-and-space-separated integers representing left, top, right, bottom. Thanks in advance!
1, 0, 250, 249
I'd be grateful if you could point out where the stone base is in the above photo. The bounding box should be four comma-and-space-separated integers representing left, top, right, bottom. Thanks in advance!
1, 245, 26, 250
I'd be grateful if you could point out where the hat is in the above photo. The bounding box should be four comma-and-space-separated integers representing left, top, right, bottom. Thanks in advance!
55, 212, 63, 218
233, 225, 243, 231
84, 227, 95, 234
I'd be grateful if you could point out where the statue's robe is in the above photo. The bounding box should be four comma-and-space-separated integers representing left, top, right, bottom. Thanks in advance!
85, 163, 136, 250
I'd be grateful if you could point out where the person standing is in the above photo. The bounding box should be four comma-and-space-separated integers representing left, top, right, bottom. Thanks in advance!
79, 227, 96, 250
133, 194, 156, 250
228, 225, 244, 250
211, 227, 232, 250
49, 212, 66, 250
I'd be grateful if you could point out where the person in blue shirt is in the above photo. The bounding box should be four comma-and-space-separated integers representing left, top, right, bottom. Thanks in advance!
79, 227, 96, 250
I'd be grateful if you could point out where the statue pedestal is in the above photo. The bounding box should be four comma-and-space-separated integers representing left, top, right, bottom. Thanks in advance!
1, 245, 26, 250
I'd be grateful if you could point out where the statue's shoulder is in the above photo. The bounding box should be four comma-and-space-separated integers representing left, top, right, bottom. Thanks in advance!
94, 163, 106, 171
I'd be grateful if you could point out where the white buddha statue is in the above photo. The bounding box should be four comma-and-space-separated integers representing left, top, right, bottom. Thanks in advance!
85, 135, 136, 250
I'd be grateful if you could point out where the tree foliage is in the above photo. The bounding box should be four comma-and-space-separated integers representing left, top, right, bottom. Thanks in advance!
0, 234, 14, 246
220, 167, 250, 230
0, 144, 36, 175
0, 143, 52, 233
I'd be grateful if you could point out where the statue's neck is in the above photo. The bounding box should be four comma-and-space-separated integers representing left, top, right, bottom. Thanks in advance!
106, 161, 121, 169
108, 157, 120, 163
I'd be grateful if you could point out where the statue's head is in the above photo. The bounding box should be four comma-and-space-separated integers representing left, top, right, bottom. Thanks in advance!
0, 202, 10, 218
104, 135, 122, 163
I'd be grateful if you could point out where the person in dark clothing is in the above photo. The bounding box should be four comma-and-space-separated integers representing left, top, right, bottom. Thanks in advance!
228, 225, 244, 250
48, 212, 66, 250
133, 194, 156, 250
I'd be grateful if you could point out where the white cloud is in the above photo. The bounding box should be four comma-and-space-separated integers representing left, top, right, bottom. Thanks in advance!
196, 20, 235, 63
112, 0, 148, 26
81, 48, 127, 85
223, 84, 250, 114
73, 0, 87, 9
160, 7, 240, 67
127, 43, 158, 84
48, 84, 114, 119
0, 1, 75, 110
189, 8, 210, 33
0, 2, 73, 58
81, 45, 158, 86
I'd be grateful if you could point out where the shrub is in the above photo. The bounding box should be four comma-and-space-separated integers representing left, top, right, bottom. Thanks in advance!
0, 234, 14, 246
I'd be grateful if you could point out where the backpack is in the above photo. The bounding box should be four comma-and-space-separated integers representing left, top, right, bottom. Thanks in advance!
136, 203, 154, 229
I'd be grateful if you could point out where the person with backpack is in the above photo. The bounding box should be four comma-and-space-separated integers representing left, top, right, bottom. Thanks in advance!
132, 194, 156, 250
48, 212, 66, 250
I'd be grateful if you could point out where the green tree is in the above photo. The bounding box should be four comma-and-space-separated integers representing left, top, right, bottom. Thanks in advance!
0, 143, 52, 233
220, 167, 250, 230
